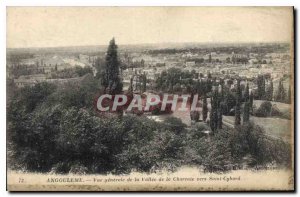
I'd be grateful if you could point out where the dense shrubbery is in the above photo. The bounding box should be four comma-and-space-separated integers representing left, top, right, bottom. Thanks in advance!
7, 78, 292, 174
231, 122, 291, 167
254, 101, 289, 119
8, 105, 186, 174
185, 122, 291, 172
254, 101, 272, 117
7, 78, 186, 173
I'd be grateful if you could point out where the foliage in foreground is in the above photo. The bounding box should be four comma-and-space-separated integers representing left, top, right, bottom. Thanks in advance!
7, 80, 292, 174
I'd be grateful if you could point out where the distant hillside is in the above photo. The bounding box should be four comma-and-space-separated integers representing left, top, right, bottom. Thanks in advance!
7, 42, 290, 58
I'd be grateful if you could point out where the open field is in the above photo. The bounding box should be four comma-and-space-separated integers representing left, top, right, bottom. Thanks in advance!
223, 115, 292, 142
251, 116, 292, 141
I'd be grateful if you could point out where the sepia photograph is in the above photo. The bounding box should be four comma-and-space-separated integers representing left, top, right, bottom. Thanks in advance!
6, 6, 294, 191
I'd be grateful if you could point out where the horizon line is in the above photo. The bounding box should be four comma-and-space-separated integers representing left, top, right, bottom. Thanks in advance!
6, 41, 290, 50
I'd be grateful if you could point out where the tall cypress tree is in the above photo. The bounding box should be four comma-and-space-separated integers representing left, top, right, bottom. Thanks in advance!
105, 38, 123, 94
249, 91, 254, 113
217, 84, 224, 129
206, 78, 212, 93
244, 83, 249, 102
235, 79, 241, 126
196, 79, 203, 96
217, 102, 223, 129
275, 78, 286, 102
210, 89, 218, 133
202, 94, 208, 122
266, 80, 273, 101
257, 75, 265, 100
275, 79, 281, 102
243, 82, 250, 123
243, 101, 250, 123
128, 77, 133, 94
208, 54, 212, 63
280, 81, 286, 102
269, 80, 273, 101
142, 72, 147, 93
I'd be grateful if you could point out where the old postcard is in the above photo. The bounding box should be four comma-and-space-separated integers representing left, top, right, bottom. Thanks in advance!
6, 7, 294, 191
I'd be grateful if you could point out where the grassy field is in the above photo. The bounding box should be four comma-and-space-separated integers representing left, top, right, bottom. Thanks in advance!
251, 116, 292, 140
223, 115, 292, 141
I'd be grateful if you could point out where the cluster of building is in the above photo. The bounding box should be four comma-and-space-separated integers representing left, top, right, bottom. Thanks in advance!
7, 55, 95, 88
8, 45, 291, 92
119, 49, 290, 94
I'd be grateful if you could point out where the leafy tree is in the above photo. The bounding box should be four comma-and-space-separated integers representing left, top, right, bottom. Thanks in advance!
173, 83, 182, 92
255, 101, 272, 117
11, 82, 56, 113
49, 74, 101, 109
190, 122, 211, 138
226, 57, 231, 63
95, 57, 106, 80
8, 104, 64, 172
75, 66, 93, 77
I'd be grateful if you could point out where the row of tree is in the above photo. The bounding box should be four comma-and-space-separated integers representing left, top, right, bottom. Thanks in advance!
257, 74, 291, 104
207, 80, 253, 133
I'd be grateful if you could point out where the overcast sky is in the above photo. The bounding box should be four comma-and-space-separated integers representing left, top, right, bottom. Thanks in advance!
7, 7, 293, 48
